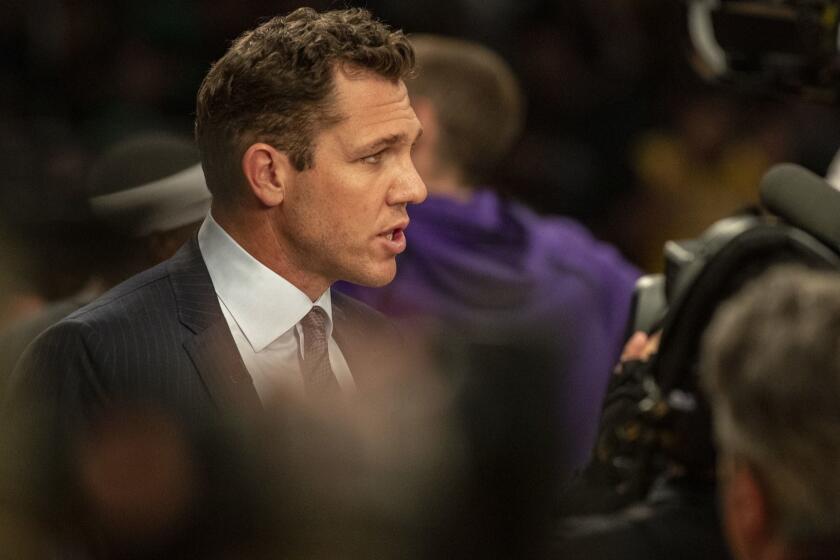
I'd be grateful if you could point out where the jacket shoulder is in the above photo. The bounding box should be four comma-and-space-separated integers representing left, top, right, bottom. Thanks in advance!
333, 290, 389, 321
66, 261, 172, 323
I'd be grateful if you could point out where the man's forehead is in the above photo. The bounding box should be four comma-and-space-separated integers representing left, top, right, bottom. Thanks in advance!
331, 68, 411, 115
326, 70, 420, 147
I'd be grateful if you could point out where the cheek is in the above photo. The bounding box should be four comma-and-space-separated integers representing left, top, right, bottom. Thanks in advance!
303, 167, 384, 242
330, 191, 377, 234
304, 197, 365, 254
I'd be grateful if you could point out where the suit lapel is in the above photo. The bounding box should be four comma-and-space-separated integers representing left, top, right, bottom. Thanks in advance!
332, 301, 369, 388
168, 238, 262, 412
332, 292, 403, 391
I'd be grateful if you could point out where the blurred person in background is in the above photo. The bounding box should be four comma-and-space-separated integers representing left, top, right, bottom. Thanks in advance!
0, 131, 210, 389
701, 266, 840, 560
0, 237, 43, 333
6, 7, 425, 554
336, 34, 640, 470
627, 92, 790, 271
0, 119, 93, 332
822, 143, 840, 190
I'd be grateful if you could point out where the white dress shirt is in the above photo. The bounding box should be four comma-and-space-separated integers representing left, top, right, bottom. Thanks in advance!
197, 214, 355, 401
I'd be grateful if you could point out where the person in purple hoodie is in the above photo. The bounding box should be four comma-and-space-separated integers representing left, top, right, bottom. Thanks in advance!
335, 35, 640, 469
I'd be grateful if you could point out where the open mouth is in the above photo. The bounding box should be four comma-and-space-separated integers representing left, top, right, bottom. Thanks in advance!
381, 228, 404, 241
378, 227, 406, 254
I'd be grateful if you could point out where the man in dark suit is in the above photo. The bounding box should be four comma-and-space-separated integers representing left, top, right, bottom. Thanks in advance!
3, 7, 426, 554
8, 6, 425, 451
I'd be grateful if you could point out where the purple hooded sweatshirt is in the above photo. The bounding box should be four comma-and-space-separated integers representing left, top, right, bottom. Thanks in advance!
335, 191, 640, 468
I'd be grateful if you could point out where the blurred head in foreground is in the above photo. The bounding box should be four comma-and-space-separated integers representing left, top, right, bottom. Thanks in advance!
701, 266, 840, 560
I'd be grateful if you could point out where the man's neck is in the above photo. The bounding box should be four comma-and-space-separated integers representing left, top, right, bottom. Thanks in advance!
211, 208, 331, 302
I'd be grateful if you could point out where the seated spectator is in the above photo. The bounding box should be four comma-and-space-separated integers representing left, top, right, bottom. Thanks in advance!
0, 132, 210, 386
701, 266, 840, 560
336, 34, 640, 468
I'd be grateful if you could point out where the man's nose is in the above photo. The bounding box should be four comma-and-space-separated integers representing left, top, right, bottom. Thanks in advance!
389, 159, 427, 206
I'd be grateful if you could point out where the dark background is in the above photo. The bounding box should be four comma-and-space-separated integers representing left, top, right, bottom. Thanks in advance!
3, 0, 840, 302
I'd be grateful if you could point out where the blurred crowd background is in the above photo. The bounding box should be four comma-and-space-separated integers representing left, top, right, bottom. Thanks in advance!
4, 0, 840, 323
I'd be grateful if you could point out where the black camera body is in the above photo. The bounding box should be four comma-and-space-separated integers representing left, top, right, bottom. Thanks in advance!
688, 0, 840, 101
596, 164, 840, 499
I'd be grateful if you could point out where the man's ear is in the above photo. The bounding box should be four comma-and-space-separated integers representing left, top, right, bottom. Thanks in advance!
241, 143, 296, 208
722, 457, 775, 560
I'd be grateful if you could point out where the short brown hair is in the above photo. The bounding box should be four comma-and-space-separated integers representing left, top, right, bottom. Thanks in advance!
195, 7, 414, 201
408, 35, 524, 185
701, 265, 840, 545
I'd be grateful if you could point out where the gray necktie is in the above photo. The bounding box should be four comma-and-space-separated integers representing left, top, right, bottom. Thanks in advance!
299, 306, 340, 395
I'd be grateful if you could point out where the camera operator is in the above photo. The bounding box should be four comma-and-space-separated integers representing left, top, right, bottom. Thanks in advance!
701, 265, 840, 560
557, 189, 840, 558
557, 2, 840, 557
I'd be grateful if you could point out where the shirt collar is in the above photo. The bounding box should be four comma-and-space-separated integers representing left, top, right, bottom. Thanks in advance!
197, 213, 333, 352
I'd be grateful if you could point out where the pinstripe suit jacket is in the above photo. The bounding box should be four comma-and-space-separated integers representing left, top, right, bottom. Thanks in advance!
8, 237, 403, 432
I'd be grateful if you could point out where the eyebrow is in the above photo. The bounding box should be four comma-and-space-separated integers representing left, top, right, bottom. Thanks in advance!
356, 128, 423, 156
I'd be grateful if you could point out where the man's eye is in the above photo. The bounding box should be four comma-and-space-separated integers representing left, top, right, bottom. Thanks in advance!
361, 150, 385, 164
